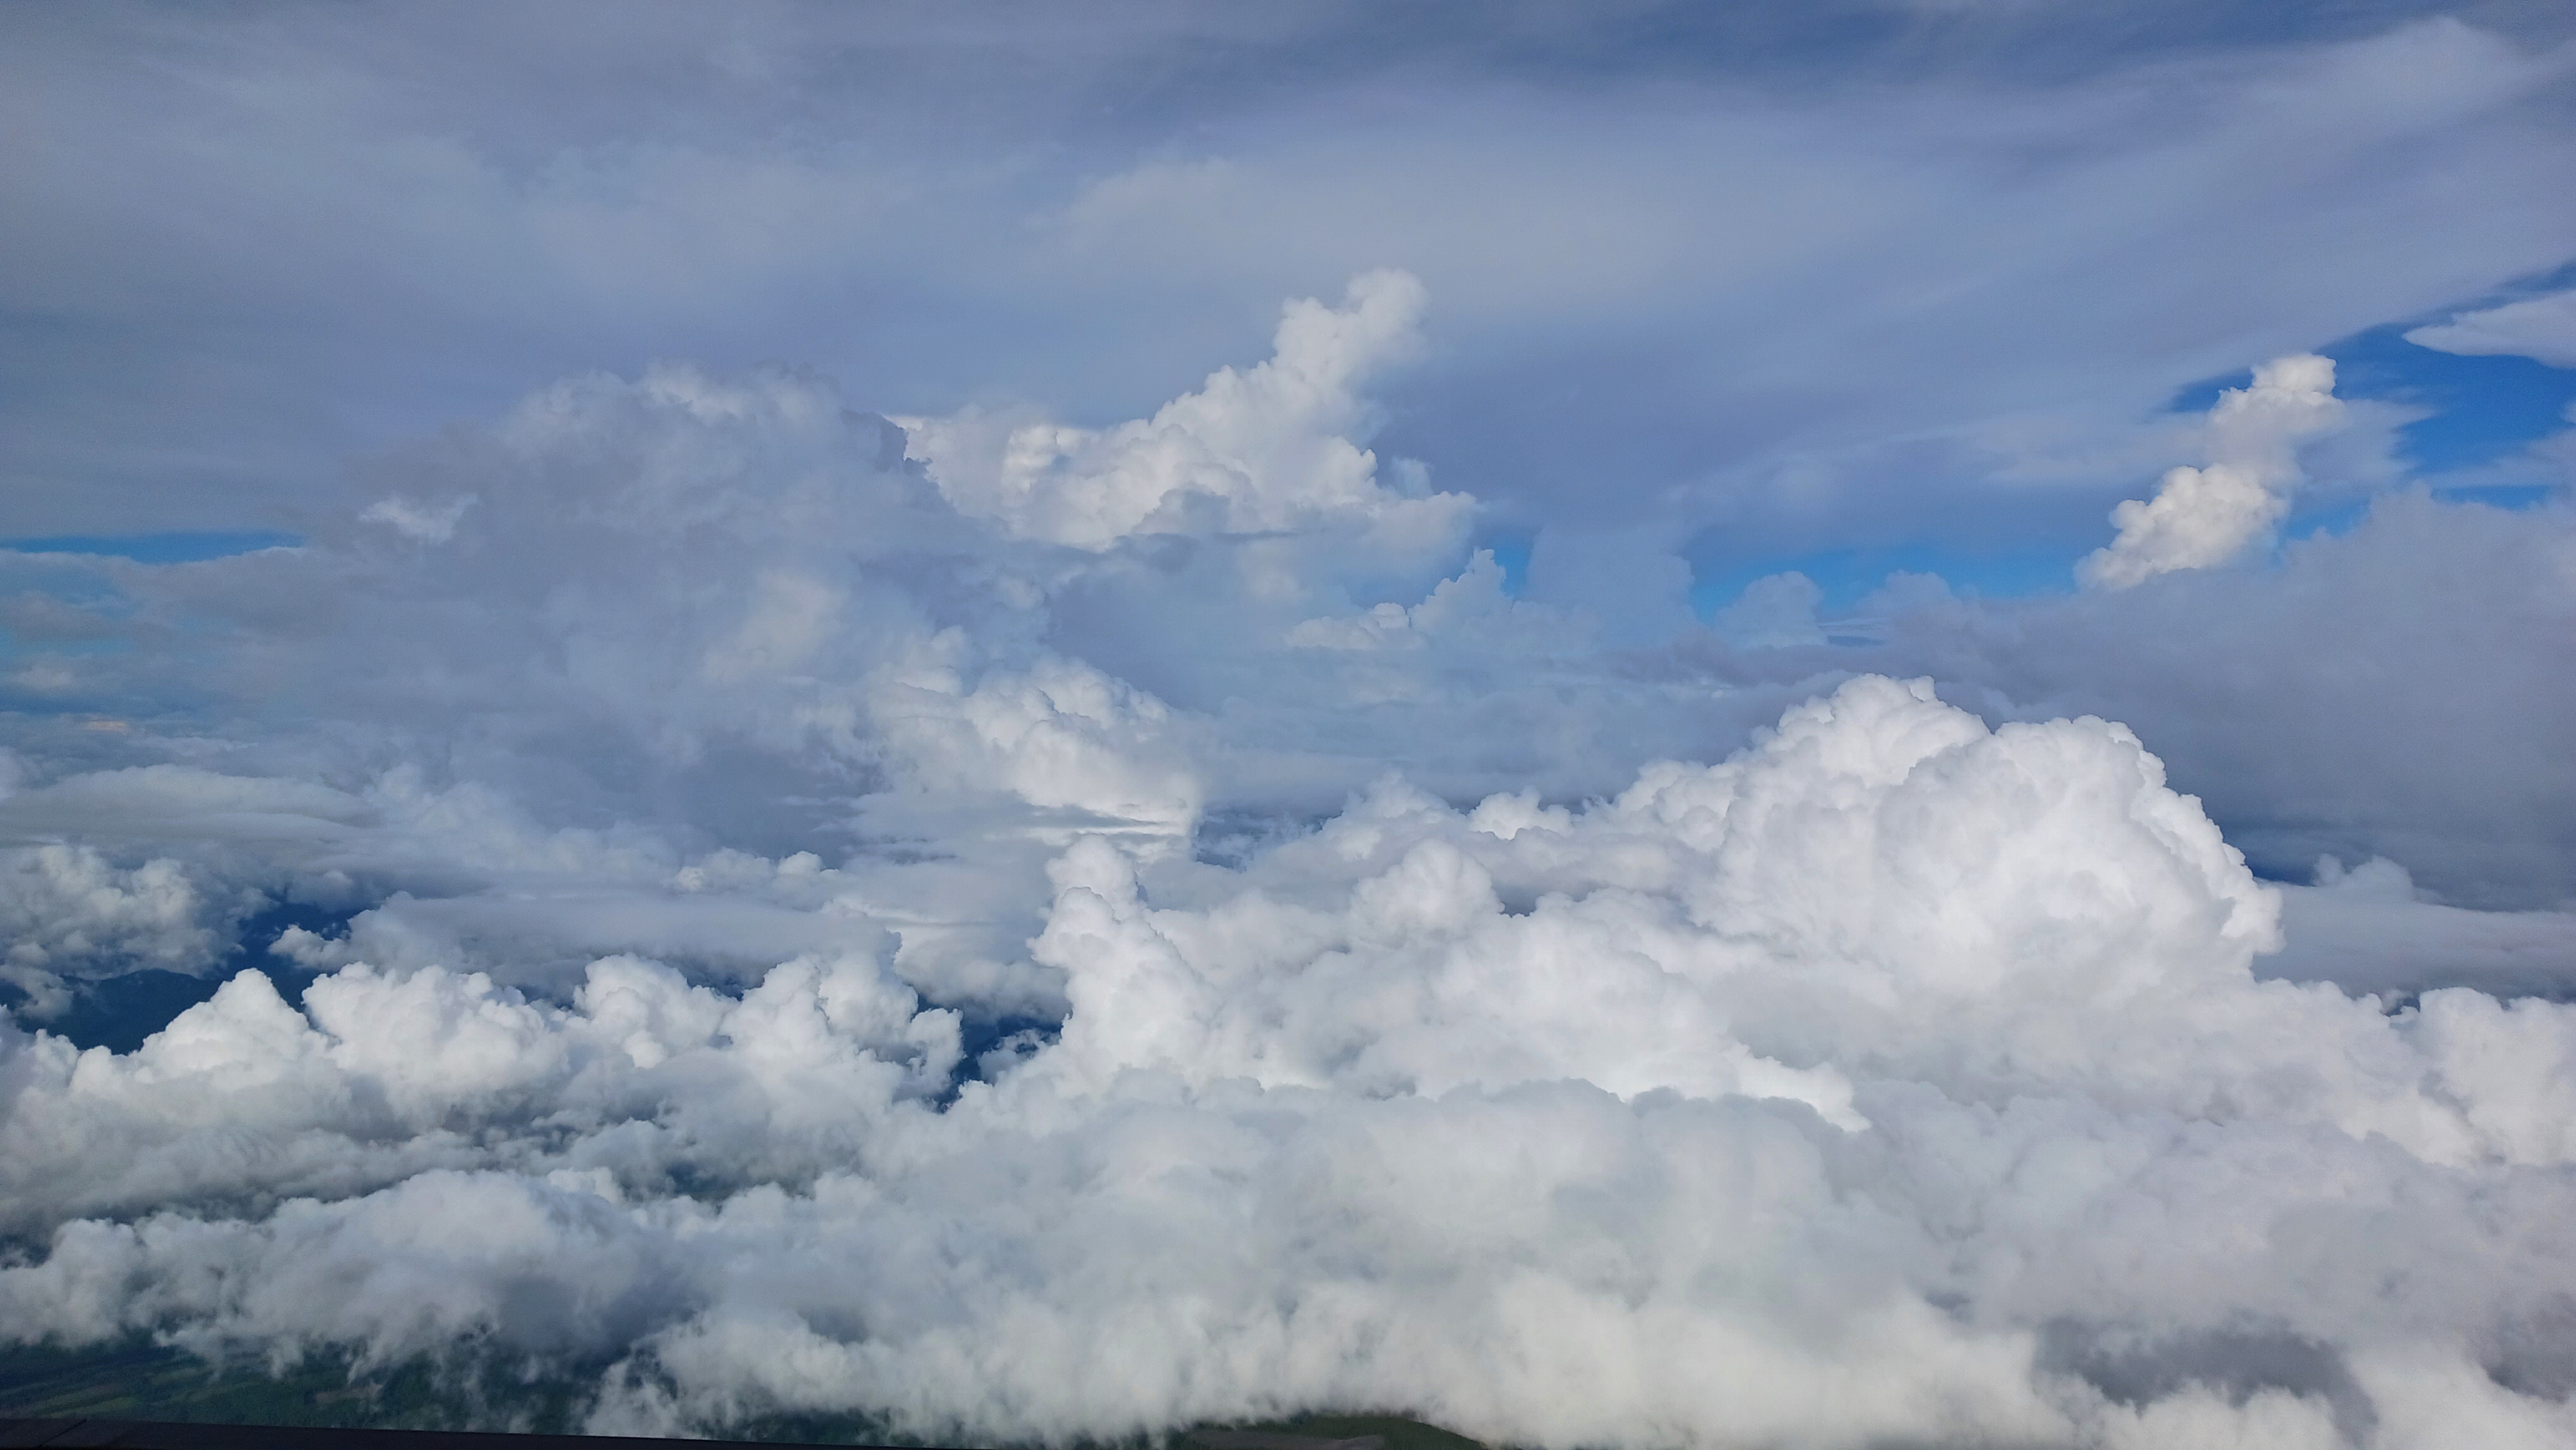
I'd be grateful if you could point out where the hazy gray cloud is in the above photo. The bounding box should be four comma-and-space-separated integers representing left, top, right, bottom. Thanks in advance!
6, 5, 2572, 556
1882, 489, 2576, 909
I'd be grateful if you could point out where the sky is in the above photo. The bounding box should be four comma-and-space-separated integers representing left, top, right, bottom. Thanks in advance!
4, 3, 2576, 1447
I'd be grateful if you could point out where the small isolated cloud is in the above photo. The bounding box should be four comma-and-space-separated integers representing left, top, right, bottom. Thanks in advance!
359, 494, 476, 542
10, 660, 79, 693
2406, 288, 2576, 368
2079, 354, 2344, 589
1710, 571, 1826, 649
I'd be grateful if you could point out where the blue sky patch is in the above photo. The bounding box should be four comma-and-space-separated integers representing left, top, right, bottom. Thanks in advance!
2171, 266, 2576, 477
1687, 544, 2074, 620
1476, 533, 1535, 597
2166, 339, 2574, 476
1, 531, 301, 564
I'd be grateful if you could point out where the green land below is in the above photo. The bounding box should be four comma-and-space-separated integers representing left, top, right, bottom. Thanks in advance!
0, 1341, 1491, 1450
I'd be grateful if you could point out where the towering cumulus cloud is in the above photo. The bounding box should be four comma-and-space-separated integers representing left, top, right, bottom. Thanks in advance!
3, 275, 2575, 1450
2078, 356, 2346, 590
907, 270, 1455, 555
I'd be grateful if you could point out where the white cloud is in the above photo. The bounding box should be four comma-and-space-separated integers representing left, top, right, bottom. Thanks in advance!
0, 13, 2572, 1449
2406, 288, 2576, 368
1840, 488, 2576, 909
8, 678, 2576, 1445
16, 8, 2572, 553
1281, 551, 1559, 655
3, 260, 2576, 1447
359, 494, 475, 543
869, 652, 1207, 848
0, 845, 225, 1015
2079, 354, 2345, 589
905, 270, 1470, 560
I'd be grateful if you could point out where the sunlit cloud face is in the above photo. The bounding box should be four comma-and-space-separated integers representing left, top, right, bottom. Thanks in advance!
4, 3, 2576, 1447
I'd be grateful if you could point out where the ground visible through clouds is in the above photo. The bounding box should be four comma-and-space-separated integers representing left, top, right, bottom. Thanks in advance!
6, 8, 2576, 1449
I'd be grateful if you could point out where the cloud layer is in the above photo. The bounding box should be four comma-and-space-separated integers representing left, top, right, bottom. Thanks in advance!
1, 248, 2573, 1450
8, 676, 2576, 1448
9, 5, 2575, 554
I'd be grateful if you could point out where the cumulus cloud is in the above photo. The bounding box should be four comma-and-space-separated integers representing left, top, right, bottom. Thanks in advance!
1710, 572, 1827, 649
0, 278, 1715, 1022
1860, 489, 2576, 909
0, 842, 251, 1018
4, 13, 2575, 1450
3, 265, 2576, 1450
2078, 355, 2345, 589
905, 271, 1464, 558
8, 678, 2576, 1448
13, 6, 2574, 554
2406, 288, 2576, 368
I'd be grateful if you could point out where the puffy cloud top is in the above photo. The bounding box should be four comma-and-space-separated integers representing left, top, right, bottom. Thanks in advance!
9, 674, 2576, 1448
6, 8, 2576, 1442
2078, 354, 2345, 590
907, 271, 1468, 555
1, 265, 2573, 1449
